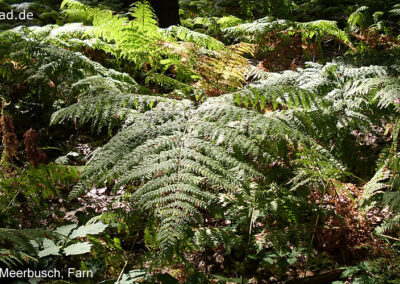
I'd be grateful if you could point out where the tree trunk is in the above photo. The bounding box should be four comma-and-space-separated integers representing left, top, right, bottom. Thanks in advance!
121, 0, 180, 28
149, 0, 180, 28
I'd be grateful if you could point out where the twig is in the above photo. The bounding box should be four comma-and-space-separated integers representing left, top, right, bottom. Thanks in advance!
379, 233, 400, 242
1, 187, 23, 214
116, 260, 128, 284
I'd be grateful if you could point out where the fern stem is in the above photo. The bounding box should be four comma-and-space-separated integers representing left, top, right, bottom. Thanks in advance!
1, 187, 23, 215
379, 233, 400, 242
115, 260, 128, 284
303, 161, 329, 277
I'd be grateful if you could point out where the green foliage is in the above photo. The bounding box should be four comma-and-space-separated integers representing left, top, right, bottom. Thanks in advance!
0, 163, 79, 227
347, 3, 399, 35
50, 93, 163, 134
166, 25, 225, 50
194, 227, 242, 253
35, 222, 108, 258
61, 0, 163, 68
224, 17, 351, 45
335, 258, 400, 283
360, 119, 400, 234
48, 54, 400, 262
0, 228, 52, 267
181, 15, 243, 37
60, 0, 251, 95
180, 0, 294, 19
1, 0, 400, 281
0, 26, 142, 134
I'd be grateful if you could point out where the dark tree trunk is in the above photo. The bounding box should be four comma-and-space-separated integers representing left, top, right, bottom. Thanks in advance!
149, 0, 180, 28
122, 0, 180, 28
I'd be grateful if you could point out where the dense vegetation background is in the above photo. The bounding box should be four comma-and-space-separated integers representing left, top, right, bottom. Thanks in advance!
0, 0, 400, 283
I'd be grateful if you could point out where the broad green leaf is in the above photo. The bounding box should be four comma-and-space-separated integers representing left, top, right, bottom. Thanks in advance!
119, 270, 147, 284
70, 222, 108, 239
212, 275, 242, 283
287, 257, 297, 265
262, 257, 274, 265
55, 224, 78, 237
64, 242, 92, 256
38, 238, 61, 257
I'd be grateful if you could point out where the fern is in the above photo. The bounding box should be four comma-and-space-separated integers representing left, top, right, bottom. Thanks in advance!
166, 26, 225, 50
232, 82, 322, 112
60, 0, 252, 95
59, 83, 343, 258
61, 0, 162, 68
194, 226, 242, 253
0, 164, 79, 225
50, 93, 164, 134
181, 16, 243, 37
390, 4, 400, 16
3, 2, 400, 264
0, 228, 50, 267
67, 103, 266, 255
144, 73, 194, 96
348, 6, 371, 32
0, 27, 145, 133
47, 53, 400, 258
224, 17, 351, 45
361, 119, 400, 234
